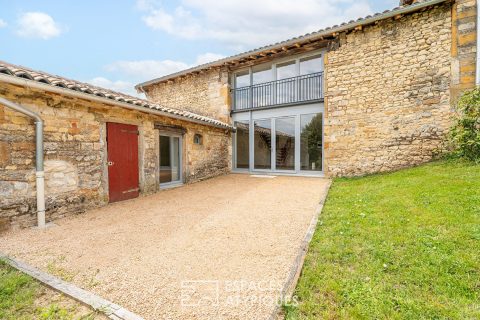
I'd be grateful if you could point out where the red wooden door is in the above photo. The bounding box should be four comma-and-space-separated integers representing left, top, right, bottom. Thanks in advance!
107, 122, 139, 203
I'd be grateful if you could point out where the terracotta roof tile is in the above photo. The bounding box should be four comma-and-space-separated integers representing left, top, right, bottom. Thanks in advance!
0, 61, 232, 130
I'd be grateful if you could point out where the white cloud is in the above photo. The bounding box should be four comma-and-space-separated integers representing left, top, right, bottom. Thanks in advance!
138, 0, 374, 48
94, 52, 225, 96
135, 0, 161, 11
195, 52, 225, 65
0, 19, 7, 28
87, 77, 145, 98
106, 59, 189, 80
105, 52, 225, 81
16, 12, 62, 39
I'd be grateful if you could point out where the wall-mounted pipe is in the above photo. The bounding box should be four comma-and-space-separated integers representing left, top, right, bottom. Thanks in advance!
0, 74, 233, 131
0, 97, 45, 228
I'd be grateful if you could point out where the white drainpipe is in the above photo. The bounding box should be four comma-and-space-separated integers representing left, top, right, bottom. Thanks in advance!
0, 97, 45, 228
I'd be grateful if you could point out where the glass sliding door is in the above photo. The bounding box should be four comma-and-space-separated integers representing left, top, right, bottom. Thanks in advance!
159, 134, 182, 185
275, 117, 295, 170
235, 120, 249, 169
233, 107, 323, 175
254, 119, 272, 170
300, 113, 323, 171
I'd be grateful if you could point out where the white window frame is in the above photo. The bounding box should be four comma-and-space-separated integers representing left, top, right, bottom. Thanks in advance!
231, 50, 324, 89
232, 103, 324, 177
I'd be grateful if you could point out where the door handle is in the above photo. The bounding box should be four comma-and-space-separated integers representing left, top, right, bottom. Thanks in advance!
107, 161, 114, 166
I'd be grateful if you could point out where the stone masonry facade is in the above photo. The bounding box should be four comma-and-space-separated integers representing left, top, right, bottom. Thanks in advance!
143, 0, 477, 178
1, 0, 477, 230
324, 0, 476, 176
142, 69, 231, 124
324, 3, 453, 176
0, 83, 231, 230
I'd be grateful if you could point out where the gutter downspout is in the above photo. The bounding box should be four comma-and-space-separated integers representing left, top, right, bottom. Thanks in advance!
0, 74, 233, 131
0, 97, 45, 228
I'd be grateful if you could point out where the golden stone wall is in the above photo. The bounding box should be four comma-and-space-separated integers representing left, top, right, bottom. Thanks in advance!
142, 2, 477, 178
323, 2, 467, 176
0, 83, 231, 230
142, 68, 231, 124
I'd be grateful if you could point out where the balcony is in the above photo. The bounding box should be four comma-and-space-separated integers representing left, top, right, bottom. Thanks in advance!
231, 72, 324, 112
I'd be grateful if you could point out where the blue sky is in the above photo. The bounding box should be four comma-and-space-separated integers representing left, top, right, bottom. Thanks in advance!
0, 0, 398, 96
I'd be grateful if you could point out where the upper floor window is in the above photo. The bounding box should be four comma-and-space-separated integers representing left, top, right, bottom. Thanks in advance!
277, 61, 296, 80
253, 65, 273, 85
233, 53, 323, 89
235, 70, 250, 88
231, 52, 324, 110
300, 55, 323, 75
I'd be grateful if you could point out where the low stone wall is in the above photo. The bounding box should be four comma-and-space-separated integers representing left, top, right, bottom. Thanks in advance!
323, 2, 472, 177
0, 83, 231, 230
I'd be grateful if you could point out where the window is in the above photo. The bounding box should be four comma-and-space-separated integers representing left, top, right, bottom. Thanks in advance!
233, 53, 323, 89
235, 70, 250, 88
276, 61, 297, 104
252, 66, 274, 108
232, 53, 324, 110
300, 55, 323, 75
276, 61, 296, 80
193, 134, 203, 145
275, 117, 295, 170
300, 113, 323, 171
235, 121, 249, 169
252, 65, 273, 84
254, 119, 272, 169
160, 135, 181, 184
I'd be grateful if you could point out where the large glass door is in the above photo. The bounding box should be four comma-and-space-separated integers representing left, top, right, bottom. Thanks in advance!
159, 134, 182, 185
254, 119, 272, 170
275, 117, 295, 171
233, 107, 323, 175
235, 120, 249, 169
300, 114, 323, 172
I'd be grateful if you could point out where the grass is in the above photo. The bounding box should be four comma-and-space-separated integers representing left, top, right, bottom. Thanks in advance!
286, 159, 480, 319
0, 259, 39, 319
0, 260, 100, 319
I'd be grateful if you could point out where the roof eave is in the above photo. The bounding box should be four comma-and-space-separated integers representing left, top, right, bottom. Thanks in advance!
0, 74, 233, 131
135, 0, 449, 90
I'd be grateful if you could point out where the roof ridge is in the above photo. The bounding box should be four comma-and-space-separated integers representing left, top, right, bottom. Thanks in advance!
135, 0, 446, 89
0, 60, 232, 129
0, 60, 146, 101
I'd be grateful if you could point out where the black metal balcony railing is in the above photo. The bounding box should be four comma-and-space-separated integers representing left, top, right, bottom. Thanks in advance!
232, 72, 324, 111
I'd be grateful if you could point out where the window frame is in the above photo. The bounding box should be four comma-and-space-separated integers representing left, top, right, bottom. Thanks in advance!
231, 51, 324, 89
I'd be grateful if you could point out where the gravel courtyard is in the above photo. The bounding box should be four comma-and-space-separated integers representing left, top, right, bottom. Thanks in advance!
0, 174, 329, 320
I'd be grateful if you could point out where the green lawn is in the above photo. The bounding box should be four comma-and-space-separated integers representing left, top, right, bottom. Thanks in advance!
287, 159, 480, 319
0, 260, 100, 320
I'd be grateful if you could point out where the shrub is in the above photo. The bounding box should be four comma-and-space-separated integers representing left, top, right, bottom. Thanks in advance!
450, 87, 480, 162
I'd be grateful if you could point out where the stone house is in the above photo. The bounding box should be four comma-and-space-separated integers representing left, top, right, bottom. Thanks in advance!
0, 62, 232, 230
0, 0, 478, 230
136, 0, 477, 177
